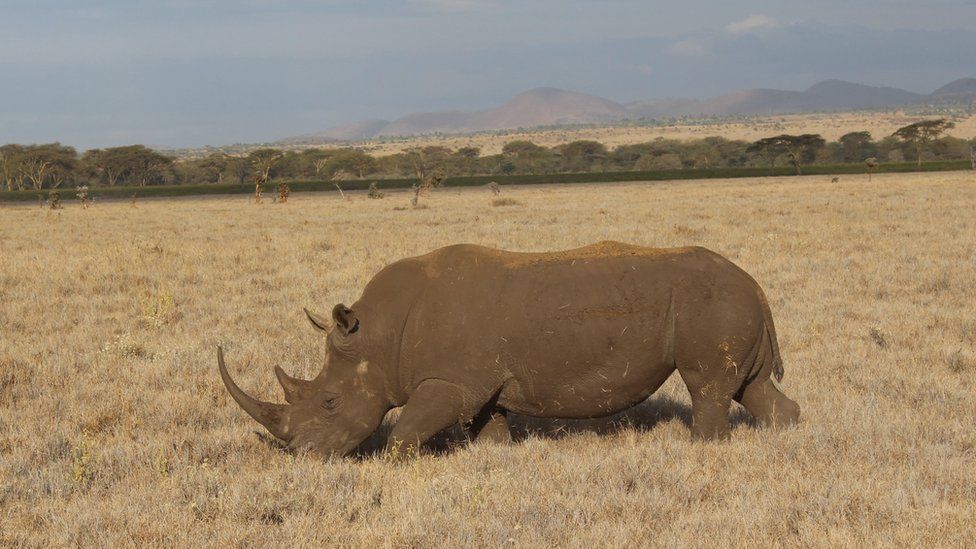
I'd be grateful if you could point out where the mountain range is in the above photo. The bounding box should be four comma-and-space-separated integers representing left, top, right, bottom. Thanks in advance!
281, 78, 976, 144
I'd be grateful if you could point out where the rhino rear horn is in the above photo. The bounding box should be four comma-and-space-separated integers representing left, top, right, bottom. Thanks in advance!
304, 308, 332, 332
217, 346, 291, 441
274, 365, 312, 404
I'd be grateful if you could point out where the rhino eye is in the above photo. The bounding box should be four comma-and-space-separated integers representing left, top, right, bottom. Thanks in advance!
321, 396, 341, 411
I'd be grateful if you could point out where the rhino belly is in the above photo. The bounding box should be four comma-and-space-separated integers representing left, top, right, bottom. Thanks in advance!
497, 321, 676, 419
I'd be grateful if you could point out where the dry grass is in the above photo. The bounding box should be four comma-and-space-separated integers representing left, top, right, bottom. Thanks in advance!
491, 197, 522, 207
1, 171, 975, 546
348, 111, 976, 156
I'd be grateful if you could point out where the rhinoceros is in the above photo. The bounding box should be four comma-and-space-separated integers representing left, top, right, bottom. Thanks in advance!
218, 242, 799, 457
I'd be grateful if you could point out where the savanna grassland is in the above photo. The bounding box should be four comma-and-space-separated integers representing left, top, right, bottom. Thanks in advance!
350, 111, 976, 156
1, 171, 975, 546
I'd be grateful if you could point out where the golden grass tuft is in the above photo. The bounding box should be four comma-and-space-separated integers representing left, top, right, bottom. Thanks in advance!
1, 171, 975, 545
491, 197, 521, 207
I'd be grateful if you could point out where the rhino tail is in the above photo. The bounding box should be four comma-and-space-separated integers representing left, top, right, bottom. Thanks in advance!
757, 288, 784, 382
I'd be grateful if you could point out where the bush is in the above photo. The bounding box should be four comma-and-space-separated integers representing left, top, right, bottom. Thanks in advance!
368, 182, 385, 199
47, 190, 62, 210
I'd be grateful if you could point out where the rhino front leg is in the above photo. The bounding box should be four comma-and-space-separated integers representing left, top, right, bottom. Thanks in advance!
386, 379, 469, 458
466, 408, 512, 445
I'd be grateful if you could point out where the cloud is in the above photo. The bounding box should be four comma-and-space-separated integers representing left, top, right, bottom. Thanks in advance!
669, 39, 708, 56
725, 14, 779, 35
411, 0, 490, 11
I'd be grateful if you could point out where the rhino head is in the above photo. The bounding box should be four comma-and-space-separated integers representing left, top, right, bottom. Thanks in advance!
218, 304, 392, 457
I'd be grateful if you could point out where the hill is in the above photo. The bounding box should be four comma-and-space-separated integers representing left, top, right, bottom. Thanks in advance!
280, 77, 974, 144
376, 88, 630, 137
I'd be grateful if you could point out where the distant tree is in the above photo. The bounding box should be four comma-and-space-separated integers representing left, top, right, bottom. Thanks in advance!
225, 156, 252, 184
405, 146, 451, 205
273, 151, 305, 180
634, 152, 682, 171
20, 143, 77, 190
248, 149, 283, 184
325, 149, 377, 179
128, 147, 173, 186
83, 145, 170, 186
450, 146, 482, 175
837, 131, 874, 163
748, 134, 826, 175
46, 146, 79, 188
555, 140, 609, 172
892, 119, 955, 167
172, 159, 209, 185
501, 140, 546, 158
0, 144, 27, 191
201, 153, 229, 184
500, 140, 560, 174
405, 146, 450, 184
302, 149, 339, 177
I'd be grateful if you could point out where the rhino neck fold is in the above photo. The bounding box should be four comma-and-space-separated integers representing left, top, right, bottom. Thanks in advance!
351, 300, 410, 408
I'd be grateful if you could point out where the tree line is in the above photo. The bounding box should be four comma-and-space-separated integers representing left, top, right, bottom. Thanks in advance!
2, 120, 972, 191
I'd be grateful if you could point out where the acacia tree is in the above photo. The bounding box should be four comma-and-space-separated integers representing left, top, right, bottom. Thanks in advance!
21, 143, 79, 189
225, 156, 252, 184
554, 140, 609, 172
328, 149, 377, 179
248, 149, 284, 184
892, 119, 956, 167
83, 145, 171, 186
837, 131, 873, 163
405, 146, 449, 184
453, 146, 481, 175
748, 134, 826, 175
201, 153, 229, 184
502, 140, 554, 173
0, 144, 27, 191
46, 146, 78, 189
501, 140, 546, 158
82, 148, 127, 186
129, 147, 173, 186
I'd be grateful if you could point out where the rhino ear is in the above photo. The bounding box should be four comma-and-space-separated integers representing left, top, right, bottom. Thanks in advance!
332, 303, 359, 335
304, 308, 332, 332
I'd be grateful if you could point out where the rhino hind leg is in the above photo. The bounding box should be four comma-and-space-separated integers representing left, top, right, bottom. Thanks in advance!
736, 378, 800, 429
466, 408, 512, 445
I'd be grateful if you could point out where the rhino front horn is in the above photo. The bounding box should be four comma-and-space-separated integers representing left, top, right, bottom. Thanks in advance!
217, 346, 291, 441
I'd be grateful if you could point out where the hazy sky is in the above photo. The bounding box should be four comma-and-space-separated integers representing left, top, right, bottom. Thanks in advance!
2, 1, 975, 148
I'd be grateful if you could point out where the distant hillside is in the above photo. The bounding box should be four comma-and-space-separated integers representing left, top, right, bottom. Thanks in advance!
377, 88, 630, 137
627, 80, 929, 118
280, 77, 975, 144
932, 78, 976, 98
280, 119, 390, 144
471, 87, 630, 130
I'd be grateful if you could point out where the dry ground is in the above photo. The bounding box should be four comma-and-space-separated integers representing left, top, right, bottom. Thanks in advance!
347, 111, 976, 156
1, 171, 975, 546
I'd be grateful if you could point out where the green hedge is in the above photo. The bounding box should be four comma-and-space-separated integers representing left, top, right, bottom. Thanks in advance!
0, 160, 970, 202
